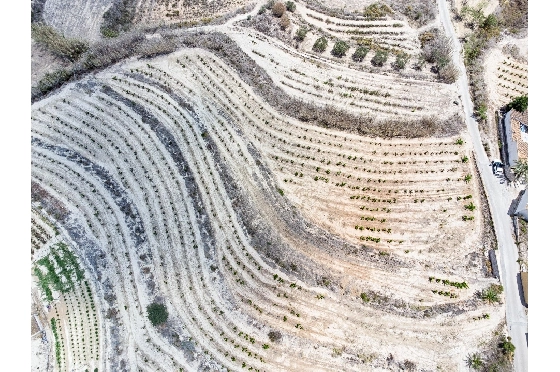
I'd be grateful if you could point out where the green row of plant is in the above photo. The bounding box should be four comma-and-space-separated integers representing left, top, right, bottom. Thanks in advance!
432, 290, 458, 298
429, 277, 469, 289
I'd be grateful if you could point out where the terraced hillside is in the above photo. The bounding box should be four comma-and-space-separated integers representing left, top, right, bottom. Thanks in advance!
228, 27, 457, 120
31, 27, 505, 370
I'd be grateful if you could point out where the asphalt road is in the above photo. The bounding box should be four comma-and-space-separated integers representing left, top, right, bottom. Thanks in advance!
436, 0, 528, 370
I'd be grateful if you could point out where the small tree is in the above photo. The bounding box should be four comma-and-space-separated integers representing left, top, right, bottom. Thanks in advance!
512, 159, 528, 182
147, 303, 168, 326
286, 1, 295, 12
412, 56, 426, 70
312, 36, 328, 53
371, 49, 388, 66
268, 330, 282, 342
280, 13, 290, 29
331, 40, 350, 57
393, 52, 410, 70
466, 353, 484, 370
499, 336, 515, 357
508, 95, 528, 112
364, 3, 392, 19
272, 2, 286, 17
295, 27, 308, 41
476, 103, 487, 120
352, 46, 370, 62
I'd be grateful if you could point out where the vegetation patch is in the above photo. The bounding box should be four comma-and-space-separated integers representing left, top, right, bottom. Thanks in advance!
147, 303, 169, 326
31, 23, 88, 61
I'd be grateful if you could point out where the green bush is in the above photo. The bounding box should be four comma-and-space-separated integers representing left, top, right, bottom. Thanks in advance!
286, 1, 296, 12
393, 52, 410, 70
476, 103, 488, 120
364, 3, 392, 19
508, 95, 528, 112
331, 40, 350, 57
371, 49, 388, 66
499, 336, 515, 356
312, 36, 328, 53
295, 27, 308, 41
147, 303, 168, 326
352, 46, 370, 62
360, 292, 370, 303
480, 285, 502, 303
467, 353, 484, 370
101, 27, 119, 38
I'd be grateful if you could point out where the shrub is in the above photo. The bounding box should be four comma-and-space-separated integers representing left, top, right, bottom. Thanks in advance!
147, 303, 168, 326
499, 336, 515, 356
34, 69, 73, 96
352, 46, 370, 62
412, 56, 426, 70
286, 1, 295, 12
272, 2, 286, 17
422, 32, 459, 82
511, 159, 528, 182
476, 103, 488, 120
360, 292, 370, 303
101, 27, 119, 38
397, 0, 436, 26
500, 0, 528, 32
363, 3, 392, 19
507, 95, 528, 112
393, 52, 410, 70
268, 330, 282, 342
331, 40, 350, 57
295, 27, 308, 41
312, 36, 328, 53
466, 353, 484, 370
31, 23, 88, 61
438, 63, 458, 83
280, 13, 290, 30
371, 49, 388, 66
100, 0, 135, 38
480, 285, 502, 304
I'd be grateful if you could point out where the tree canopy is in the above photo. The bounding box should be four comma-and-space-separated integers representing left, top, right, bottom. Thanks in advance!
508, 95, 528, 112
147, 303, 169, 326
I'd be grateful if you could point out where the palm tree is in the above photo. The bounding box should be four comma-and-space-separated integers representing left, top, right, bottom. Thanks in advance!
512, 159, 528, 183
466, 353, 484, 370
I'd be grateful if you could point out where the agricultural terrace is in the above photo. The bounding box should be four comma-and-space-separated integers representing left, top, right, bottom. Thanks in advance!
32, 207, 58, 258
133, 0, 254, 26
295, 2, 421, 57
41, 0, 112, 41
32, 240, 102, 371
229, 27, 459, 120
485, 52, 528, 108
31, 43, 503, 371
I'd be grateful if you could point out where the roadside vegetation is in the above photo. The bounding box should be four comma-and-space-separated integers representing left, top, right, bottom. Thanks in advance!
458, 0, 527, 126
466, 329, 515, 371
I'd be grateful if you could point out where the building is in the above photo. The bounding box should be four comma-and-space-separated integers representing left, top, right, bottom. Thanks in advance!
503, 108, 528, 167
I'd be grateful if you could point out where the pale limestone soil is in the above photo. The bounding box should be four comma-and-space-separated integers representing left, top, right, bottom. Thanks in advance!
30, 26, 505, 371
229, 27, 460, 121
42, 0, 113, 41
